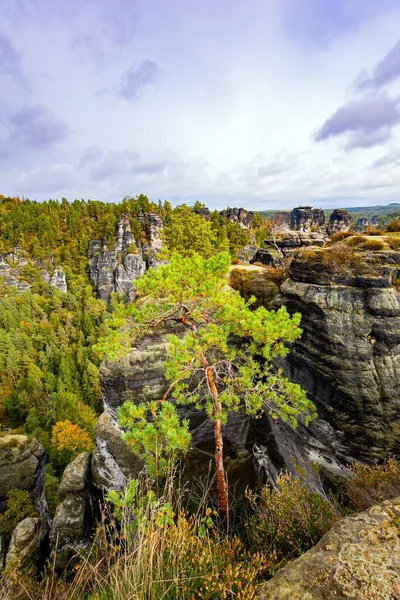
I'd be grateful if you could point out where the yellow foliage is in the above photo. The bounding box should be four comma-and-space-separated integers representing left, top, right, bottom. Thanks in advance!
51, 419, 93, 457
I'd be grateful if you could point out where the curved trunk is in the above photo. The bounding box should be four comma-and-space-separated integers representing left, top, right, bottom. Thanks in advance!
206, 366, 228, 515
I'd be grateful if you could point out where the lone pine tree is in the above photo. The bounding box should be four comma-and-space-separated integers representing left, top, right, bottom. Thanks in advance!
96, 252, 316, 514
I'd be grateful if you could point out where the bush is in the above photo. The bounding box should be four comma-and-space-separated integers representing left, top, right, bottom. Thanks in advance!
320, 243, 367, 273
366, 226, 382, 235
0, 489, 36, 537
262, 266, 287, 283
329, 231, 353, 243
393, 277, 400, 291
346, 458, 400, 511
357, 238, 385, 250
246, 472, 340, 574
387, 219, 400, 232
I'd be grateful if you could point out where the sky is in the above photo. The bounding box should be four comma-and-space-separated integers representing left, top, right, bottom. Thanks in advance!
2, 0, 400, 210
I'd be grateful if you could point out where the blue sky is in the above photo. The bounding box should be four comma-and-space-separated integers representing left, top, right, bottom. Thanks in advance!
2, 0, 400, 209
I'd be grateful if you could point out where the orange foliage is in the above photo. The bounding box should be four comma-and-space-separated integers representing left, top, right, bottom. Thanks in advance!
51, 420, 93, 456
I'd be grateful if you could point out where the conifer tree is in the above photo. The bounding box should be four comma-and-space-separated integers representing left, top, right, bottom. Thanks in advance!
97, 252, 316, 514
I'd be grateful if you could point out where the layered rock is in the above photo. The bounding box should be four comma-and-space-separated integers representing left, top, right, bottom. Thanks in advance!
256, 496, 400, 600
326, 209, 352, 235
290, 207, 325, 232
275, 249, 400, 462
95, 320, 348, 497
50, 452, 95, 570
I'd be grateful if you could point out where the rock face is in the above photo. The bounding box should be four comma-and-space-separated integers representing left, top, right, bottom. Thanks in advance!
95, 320, 349, 497
256, 496, 400, 600
88, 213, 158, 304
290, 207, 325, 232
220, 207, 253, 228
50, 452, 94, 570
326, 209, 352, 235
5, 517, 45, 573
0, 435, 47, 517
92, 412, 142, 491
275, 250, 400, 462
0, 249, 67, 293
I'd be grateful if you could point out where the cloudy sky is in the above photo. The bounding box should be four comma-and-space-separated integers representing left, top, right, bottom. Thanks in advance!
2, 0, 400, 209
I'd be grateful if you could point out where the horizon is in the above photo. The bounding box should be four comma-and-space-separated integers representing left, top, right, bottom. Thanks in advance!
2, 1, 400, 209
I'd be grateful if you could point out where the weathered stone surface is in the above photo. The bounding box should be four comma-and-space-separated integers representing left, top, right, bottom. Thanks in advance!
50, 452, 94, 570
275, 251, 400, 462
229, 266, 281, 309
0, 436, 47, 515
220, 207, 253, 228
5, 517, 45, 572
327, 208, 352, 235
96, 318, 349, 496
290, 207, 325, 232
92, 412, 142, 491
256, 497, 400, 600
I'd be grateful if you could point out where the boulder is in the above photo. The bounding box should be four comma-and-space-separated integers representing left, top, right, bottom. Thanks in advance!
0, 435, 47, 516
50, 452, 94, 571
5, 517, 45, 573
256, 496, 400, 600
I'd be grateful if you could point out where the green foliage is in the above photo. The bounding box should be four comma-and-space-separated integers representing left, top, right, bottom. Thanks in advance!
0, 489, 36, 537
246, 472, 340, 574
118, 402, 191, 477
97, 252, 315, 483
44, 465, 60, 518
160, 204, 216, 257
0, 279, 105, 472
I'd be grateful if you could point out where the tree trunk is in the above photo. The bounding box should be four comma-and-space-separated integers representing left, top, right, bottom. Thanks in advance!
206, 366, 228, 515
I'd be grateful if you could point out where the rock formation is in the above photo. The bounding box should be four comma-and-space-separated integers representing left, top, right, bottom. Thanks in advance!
275, 248, 400, 462
326, 209, 352, 235
6, 517, 46, 573
220, 207, 253, 228
50, 452, 95, 570
0, 435, 47, 517
290, 207, 325, 232
88, 213, 159, 303
0, 249, 67, 293
256, 496, 400, 600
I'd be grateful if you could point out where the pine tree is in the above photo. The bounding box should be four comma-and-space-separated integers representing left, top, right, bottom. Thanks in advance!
97, 252, 316, 514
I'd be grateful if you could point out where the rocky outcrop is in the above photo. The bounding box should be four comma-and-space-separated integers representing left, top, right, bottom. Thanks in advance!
275, 249, 400, 462
220, 207, 253, 228
92, 412, 142, 491
50, 452, 94, 570
326, 209, 352, 235
0, 249, 67, 293
95, 318, 349, 497
256, 496, 400, 600
88, 213, 159, 303
6, 517, 45, 573
0, 435, 47, 518
290, 207, 325, 232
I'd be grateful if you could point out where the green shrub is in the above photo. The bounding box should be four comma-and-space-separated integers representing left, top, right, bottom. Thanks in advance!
345, 235, 367, 247
0, 489, 36, 537
358, 238, 385, 250
320, 243, 368, 273
44, 466, 60, 518
346, 458, 400, 511
245, 472, 340, 574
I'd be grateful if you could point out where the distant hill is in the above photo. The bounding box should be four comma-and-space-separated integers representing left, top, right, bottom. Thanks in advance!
258, 203, 400, 223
